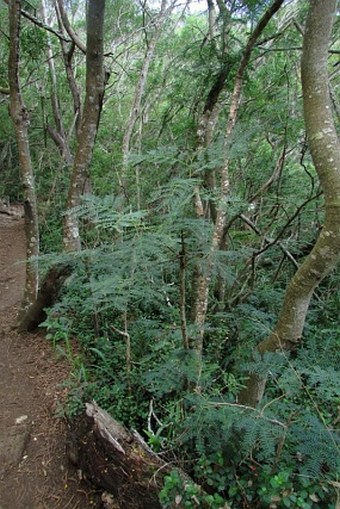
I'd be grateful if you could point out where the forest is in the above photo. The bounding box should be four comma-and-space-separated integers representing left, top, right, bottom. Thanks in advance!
0, 0, 339, 507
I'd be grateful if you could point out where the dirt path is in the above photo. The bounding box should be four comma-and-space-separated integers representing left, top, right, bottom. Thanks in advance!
0, 209, 100, 509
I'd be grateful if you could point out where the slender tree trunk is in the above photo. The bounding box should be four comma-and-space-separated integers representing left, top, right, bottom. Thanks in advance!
120, 0, 173, 197
207, 0, 217, 41
239, 0, 340, 407
41, 0, 72, 164
55, 0, 86, 53
191, 0, 284, 358
179, 232, 189, 350
190, 4, 232, 323
197, 65, 228, 222
8, 0, 39, 320
121, 33, 158, 170
55, 4, 82, 138
63, 0, 106, 252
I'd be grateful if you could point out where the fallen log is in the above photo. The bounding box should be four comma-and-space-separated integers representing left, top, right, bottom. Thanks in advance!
67, 403, 225, 508
67, 401, 196, 509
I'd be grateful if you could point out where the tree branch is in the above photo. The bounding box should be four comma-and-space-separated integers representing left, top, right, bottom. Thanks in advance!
206, 401, 287, 429
253, 191, 323, 258
239, 214, 299, 269
22, 7, 70, 42
55, 0, 86, 53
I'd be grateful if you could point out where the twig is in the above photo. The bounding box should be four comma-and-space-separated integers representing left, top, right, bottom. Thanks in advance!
259, 394, 285, 416
148, 399, 163, 435
110, 313, 131, 393
253, 191, 323, 258
206, 401, 287, 429
179, 232, 189, 350
240, 214, 299, 269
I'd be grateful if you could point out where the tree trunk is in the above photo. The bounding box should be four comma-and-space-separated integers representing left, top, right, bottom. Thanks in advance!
17, 264, 72, 332
120, 0, 173, 198
55, 1, 82, 138
191, 0, 285, 359
63, 0, 106, 252
207, 0, 217, 41
8, 0, 40, 320
239, 0, 340, 408
55, 0, 86, 54
41, 0, 73, 165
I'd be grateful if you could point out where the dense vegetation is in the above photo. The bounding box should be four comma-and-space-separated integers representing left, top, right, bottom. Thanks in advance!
1, 0, 339, 507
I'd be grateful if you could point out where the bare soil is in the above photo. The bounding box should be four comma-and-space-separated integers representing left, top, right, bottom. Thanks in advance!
0, 208, 100, 509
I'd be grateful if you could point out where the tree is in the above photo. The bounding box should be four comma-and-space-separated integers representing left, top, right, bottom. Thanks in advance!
41, 0, 72, 165
63, 0, 106, 251
190, 0, 285, 365
55, 0, 83, 137
239, 0, 340, 407
8, 0, 39, 321
2, 2, 339, 504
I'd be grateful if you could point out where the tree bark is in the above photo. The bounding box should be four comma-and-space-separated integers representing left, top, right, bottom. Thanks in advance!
207, 0, 217, 41
55, 1, 82, 138
8, 0, 40, 320
239, 0, 340, 408
55, 0, 86, 54
41, 0, 72, 165
63, 0, 106, 252
17, 264, 72, 332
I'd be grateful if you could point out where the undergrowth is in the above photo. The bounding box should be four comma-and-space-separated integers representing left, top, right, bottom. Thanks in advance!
42, 272, 340, 508
40, 195, 339, 508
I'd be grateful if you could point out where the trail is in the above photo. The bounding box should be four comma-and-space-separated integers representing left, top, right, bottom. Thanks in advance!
0, 208, 99, 509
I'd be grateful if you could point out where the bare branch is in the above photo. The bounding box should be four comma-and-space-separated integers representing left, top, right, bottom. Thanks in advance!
239, 213, 299, 270
206, 401, 287, 429
21, 7, 70, 42
55, 0, 86, 53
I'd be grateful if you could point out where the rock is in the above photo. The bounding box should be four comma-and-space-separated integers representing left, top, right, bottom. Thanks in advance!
0, 421, 31, 478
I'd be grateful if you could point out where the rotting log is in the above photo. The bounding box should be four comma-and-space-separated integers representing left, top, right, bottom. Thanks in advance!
67, 402, 197, 509
17, 264, 72, 331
